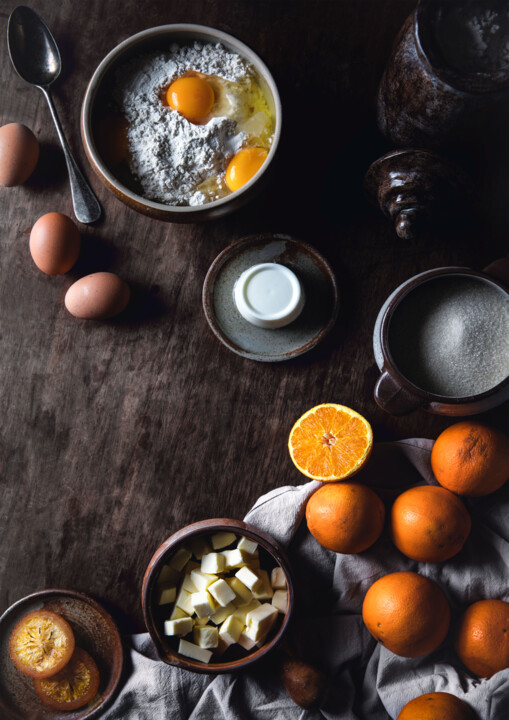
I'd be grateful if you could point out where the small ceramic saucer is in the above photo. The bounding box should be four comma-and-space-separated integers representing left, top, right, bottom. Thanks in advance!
202, 234, 339, 362
0, 589, 123, 720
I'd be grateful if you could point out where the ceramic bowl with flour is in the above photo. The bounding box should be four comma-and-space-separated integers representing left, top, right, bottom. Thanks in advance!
81, 25, 281, 222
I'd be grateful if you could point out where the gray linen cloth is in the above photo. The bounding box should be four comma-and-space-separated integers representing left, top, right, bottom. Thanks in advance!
103, 439, 509, 719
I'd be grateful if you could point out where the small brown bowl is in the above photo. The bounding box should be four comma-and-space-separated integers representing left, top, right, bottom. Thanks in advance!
81, 24, 282, 222
142, 518, 294, 674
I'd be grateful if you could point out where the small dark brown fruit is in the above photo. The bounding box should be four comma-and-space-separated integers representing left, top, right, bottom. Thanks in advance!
280, 658, 328, 709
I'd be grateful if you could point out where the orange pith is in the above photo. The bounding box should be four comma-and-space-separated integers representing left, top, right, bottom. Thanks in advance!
288, 404, 373, 481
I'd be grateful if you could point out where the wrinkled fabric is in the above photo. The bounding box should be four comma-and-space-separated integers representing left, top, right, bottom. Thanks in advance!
103, 440, 509, 719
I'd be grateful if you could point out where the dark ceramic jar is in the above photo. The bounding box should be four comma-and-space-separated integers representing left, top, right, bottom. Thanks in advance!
377, 0, 509, 150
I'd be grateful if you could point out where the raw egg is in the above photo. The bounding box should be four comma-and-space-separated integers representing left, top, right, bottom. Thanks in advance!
65, 272, 130, 319
225, 147, 268, 192
167, 75, 215, 123
0, 123, 39, 186
30, 212, 81, 275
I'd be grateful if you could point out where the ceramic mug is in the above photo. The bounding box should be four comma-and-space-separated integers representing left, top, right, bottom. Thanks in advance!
373, 263, 509, 416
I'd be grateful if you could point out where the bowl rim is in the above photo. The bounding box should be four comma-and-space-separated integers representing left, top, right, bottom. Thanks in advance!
141, 518, 294, 673
81, 23, 282, 214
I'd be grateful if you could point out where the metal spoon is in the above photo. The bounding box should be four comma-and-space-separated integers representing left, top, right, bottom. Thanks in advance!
7, 6, 101, 223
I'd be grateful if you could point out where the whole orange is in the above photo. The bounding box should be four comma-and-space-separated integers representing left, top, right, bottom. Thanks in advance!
397, 692, 475, 720
391, 485, 471, 562
305, 482, 385, 554
431, 422, 509, 497
456, 599, 509, 678
362, 571, 450, 657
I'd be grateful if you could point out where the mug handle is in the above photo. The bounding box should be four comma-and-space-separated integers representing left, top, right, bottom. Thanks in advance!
374, 370, 423, 415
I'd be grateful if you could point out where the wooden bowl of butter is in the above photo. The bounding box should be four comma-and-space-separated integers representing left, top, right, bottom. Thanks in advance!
142, 519, 294, 673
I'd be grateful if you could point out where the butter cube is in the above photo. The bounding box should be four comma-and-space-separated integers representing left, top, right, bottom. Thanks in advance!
210, 602, 236, 625
252, 570, 274, 600
226, 577, 253, 606
195, 615, 210, 626
221, 548, 250, 570
271, 567, 287, 589
219, 615, 243, 646
190, 568, 217, 592
201, 553, 225, 575
191, 591, 217, 618
245, 603, 278, 643
189, 536, 211, 560
158, 587, 176, 605
214, 637, 230, 657
164, 617, 194, 636
272, 589, 288, 614
170, 605, 188, 620
233, 599, 261, 624
178, 639, 213, 663
208, 578, 236, 607
211, 531, 237, 549
238, 631, 257, 651
181, 574, 198, 593
235, 566, 263, 592
170, 547, 192, 572
175, 588, 195, 616
193, 626, 219, 648
157, 564, 180, 587
237, 536, 258, 555
184, 560, 200, 574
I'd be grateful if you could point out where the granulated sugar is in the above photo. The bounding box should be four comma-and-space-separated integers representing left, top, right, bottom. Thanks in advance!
388, 276, 509, 397
115, 42, 252, 206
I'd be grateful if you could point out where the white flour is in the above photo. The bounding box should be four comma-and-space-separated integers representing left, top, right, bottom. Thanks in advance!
115, 42, 252, 206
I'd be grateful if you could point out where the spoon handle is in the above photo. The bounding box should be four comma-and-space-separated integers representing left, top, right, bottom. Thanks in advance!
41, 87, 102, 224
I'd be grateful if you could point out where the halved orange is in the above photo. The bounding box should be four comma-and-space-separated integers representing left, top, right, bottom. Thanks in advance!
288, 404, 373, 482
33, 647, 100, 710
9, 610, 75, 679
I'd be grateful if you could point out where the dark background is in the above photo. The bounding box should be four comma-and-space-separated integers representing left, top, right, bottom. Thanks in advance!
0, 0, 507, 632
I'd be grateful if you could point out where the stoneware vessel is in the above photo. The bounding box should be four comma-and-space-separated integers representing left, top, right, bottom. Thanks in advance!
373, 262, 509, 416
0, 589, 124, 720
377, 0, 509, 150
142, 518, 294, 674
364, 149, 471, 240
81, 24, 281, 222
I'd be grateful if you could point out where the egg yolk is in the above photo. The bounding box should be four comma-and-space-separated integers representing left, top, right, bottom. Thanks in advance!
166, 76, 215, 122
225, 147, 268, 192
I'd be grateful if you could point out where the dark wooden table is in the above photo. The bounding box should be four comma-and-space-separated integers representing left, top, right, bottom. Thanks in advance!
0, 0, 507, 633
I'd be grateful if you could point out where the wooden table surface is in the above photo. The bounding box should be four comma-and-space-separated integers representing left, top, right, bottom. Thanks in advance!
0, 0, 507, 633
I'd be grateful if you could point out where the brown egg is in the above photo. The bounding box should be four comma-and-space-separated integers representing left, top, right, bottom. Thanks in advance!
0, 123, 40, 186
65, 272, 130, 319
30, 212, 81, 275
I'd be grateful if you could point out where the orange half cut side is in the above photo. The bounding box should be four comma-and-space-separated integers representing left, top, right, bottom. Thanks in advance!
288, 403, 373, 482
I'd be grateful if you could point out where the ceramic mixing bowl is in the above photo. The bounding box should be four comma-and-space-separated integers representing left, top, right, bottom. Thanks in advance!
81, 24, 281, 222
142, 518, 294, 674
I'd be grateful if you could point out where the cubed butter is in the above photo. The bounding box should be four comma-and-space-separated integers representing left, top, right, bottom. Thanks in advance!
181, 574, 198, 593
233, 599, 261, 624
235, 566, 263, 592
157, 564, 180, 587
211, 531, 237, 549
238, 631, 258, 651
164, 617, 194, 636
271, 567, 287, 589
193, 625, 219, 648
191, 591, 217, 618
272, 589, 288, 614
195, 615, 210, 626
226, 577, 253, 606
201, 553, 225, 575
184, 560, 200, 574
221, 548, 250, 570
219, 615, 244, 646
208, 578, 236, 607
170, 605, 188, 620
210, 602, 236, 626
189, 536, 211, 560
158, 587, 177, 605
170, 547, 192, 572
190, 568, 217, 592
245, 603, 278, 643
252, 569, 274, 600
237, 536, 258, 555
178, 639, 213, 664
175, 588, 195, 616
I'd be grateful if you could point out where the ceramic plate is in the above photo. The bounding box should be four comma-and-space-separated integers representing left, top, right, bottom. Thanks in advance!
202, 234, 339, 361
0, 589, 123, 720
